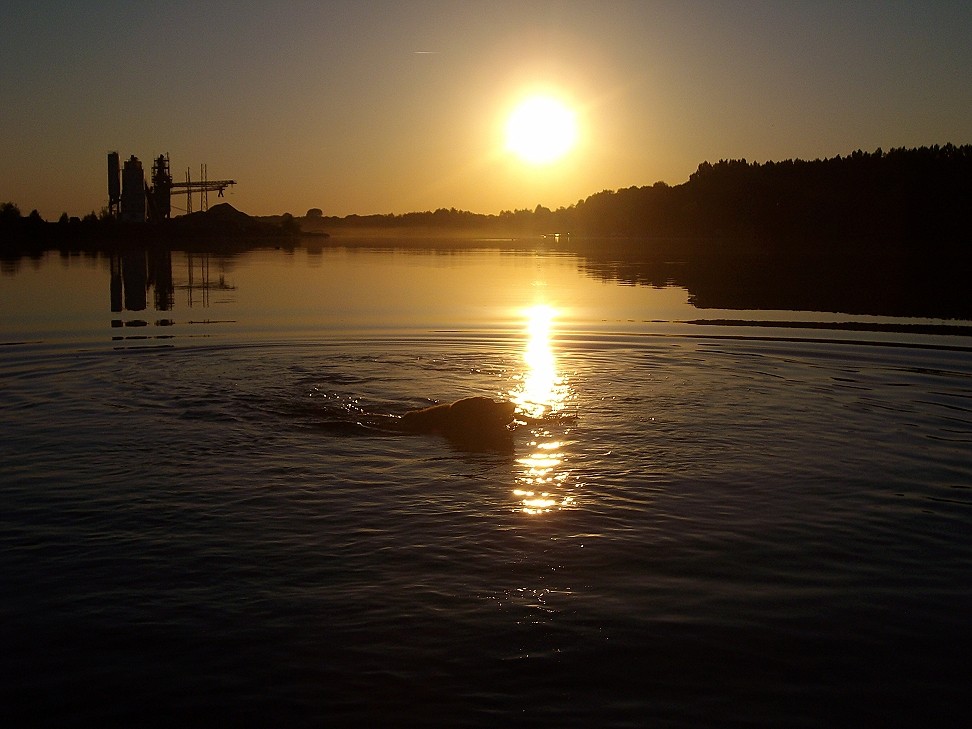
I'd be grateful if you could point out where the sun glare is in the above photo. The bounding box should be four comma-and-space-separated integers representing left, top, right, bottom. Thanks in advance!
505, 96, 578, 165
509, 304, 575, 516
510, 304, 568, 419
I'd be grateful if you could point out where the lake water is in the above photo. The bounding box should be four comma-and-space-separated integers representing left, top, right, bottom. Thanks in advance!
2, 241, 971, 727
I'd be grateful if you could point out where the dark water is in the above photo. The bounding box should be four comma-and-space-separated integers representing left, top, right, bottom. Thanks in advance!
2, 245, 971, 727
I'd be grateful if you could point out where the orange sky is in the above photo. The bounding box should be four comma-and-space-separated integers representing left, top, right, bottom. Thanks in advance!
2, 1, 971, 218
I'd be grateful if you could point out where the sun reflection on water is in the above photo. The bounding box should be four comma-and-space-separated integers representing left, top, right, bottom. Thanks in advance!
511, 305, 569, 419
509, 305, 576, 515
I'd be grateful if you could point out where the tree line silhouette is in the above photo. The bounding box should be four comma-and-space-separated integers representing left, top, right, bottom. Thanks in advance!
0, 202, 298, 259
3, 145, 970, 257
320, 144, 971, 253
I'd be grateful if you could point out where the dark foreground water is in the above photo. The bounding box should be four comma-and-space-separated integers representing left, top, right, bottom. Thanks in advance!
2, 244, 971, 727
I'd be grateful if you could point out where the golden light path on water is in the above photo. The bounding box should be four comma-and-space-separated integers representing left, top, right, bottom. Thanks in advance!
509, 305, 575, 516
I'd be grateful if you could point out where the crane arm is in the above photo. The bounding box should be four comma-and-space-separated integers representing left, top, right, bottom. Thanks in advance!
169, 180, 236, 195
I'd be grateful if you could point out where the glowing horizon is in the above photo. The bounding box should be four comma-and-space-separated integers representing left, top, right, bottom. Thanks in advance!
2, 3, 970, 218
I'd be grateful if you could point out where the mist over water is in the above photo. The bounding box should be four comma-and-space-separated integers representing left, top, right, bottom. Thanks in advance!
2, 243, 971, 726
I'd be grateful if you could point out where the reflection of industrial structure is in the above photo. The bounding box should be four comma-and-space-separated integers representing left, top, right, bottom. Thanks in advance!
107, 151, 236, 223
181, 252, 237, 308
109, 249, 235, 315
110, 248, 174, 313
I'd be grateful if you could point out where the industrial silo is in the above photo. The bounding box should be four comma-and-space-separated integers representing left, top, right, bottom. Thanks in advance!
120, 155, 146, 223
107, 152, 120, 218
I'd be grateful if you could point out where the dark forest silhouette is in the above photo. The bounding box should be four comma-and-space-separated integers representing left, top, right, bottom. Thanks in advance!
317, 144, 971, 251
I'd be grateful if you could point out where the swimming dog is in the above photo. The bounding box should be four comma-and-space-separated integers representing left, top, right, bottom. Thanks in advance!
398, 396, 516, 451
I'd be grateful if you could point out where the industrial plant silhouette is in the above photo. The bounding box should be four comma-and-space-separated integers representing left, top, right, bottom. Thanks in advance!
108, 152, 236, 223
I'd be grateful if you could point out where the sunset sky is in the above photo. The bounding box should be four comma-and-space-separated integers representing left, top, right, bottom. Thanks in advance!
2, 0, 971, 219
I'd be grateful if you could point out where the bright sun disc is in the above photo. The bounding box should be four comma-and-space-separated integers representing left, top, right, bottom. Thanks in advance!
505, 96, 577, 164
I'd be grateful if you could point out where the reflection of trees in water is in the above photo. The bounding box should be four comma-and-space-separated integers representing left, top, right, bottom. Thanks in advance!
572, 240, 972, 320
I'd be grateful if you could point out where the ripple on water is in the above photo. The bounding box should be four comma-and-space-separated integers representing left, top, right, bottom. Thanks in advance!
2, 334, 971, 726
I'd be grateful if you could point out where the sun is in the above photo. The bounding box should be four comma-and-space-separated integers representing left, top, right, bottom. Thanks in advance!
505, 96, 578, 165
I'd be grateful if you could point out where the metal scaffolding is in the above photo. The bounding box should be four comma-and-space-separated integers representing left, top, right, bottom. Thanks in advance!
172, 163, 236, 214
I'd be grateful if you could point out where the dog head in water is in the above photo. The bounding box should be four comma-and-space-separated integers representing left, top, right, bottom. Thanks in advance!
398, 397, 516, 451
399, 396, 515, 433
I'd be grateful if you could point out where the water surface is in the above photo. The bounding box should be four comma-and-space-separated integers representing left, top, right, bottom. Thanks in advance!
2, 243, 971, 726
